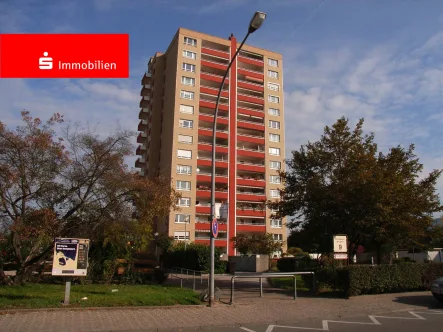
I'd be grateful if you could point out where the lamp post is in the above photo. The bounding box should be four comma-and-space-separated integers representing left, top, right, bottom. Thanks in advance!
208, 11, 266, 308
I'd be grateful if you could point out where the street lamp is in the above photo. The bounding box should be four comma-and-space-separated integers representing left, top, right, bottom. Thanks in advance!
208, 10, 266, 308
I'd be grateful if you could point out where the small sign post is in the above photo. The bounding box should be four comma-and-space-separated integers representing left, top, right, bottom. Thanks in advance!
333, 235, 348, 260
211, 218, 219, 238
52, 238, 90, 305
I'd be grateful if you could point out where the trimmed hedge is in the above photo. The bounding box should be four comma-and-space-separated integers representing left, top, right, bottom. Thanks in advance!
338, 263, 443, 297
162, 242, 226, 273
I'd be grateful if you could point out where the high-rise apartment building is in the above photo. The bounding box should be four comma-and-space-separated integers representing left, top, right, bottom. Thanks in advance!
136, 28, 286, 256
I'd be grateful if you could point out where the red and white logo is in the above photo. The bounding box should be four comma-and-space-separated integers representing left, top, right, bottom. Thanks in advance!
0, 34, 129, 79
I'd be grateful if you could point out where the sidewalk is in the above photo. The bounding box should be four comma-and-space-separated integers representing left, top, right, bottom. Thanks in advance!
1, 291, 441, 332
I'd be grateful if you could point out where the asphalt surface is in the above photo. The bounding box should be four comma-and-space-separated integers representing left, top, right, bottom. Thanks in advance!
157, 309, 443, 331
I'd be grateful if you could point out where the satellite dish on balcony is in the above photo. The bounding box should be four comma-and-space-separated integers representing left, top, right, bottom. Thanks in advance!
219, 202, 228, 221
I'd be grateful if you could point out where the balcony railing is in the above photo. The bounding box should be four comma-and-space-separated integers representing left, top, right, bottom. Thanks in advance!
237, 191, 265, 196
202, 46, 229, 55
238, 79, 264, 87
237, 133, 265, 139
236, 220, 266, 226
198, 172, 228, 177
237, 118, 265, 125
200, 97, 229, 106
197, 187, 228, 192
202, 58, 229, 67
237, 146, 265, 153
198, 156, 228, 162
198, 127, 229, 133
200, 71, 226, 79
238, 92, 264, 100
199, 112, 229, 120
237, 104, 265, 112
198, 141, 229, 148
237, 176, 265, 181
238, 67, 264, 75
238, 160, 265, 166
200, 84, 228, 92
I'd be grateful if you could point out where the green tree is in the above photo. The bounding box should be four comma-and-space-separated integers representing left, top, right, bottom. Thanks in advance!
269, 117, 442, 261
232, 233, 283, 256
0, 111, 178, 284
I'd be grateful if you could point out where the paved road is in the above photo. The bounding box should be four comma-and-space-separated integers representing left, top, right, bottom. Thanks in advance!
158, 309, 443, 331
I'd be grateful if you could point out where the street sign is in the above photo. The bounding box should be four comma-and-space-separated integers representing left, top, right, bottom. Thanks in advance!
334, 253, 348, 260
52, 238, 90, 276
333, 235, 347, 253
211, 218, 219, 238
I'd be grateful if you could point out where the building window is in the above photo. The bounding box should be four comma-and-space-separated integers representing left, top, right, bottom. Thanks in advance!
184, 37, 197, 47
270, 175, 281, 184
180, 104, 194, 114
269, 120, 280, 129
179, 119, 193, 128
177, 197, 191, 207
268, 95, 280, 103
269, 147, 280, 156
271, 219, 282, 228
183, 50, 197, 59
269, 133, 280, 142
272, 233, 283, 241
174, 231, 190, 241
268, 70, 278, 78
181, 76, 195, 86
270, 189, 279, 198
270, 161, 281, 170
182, 63, 196, 72
268, 108, 280, 116
268, 58, 278, 67
268, 82, 279, 91
177, 165, 192, 175
178, 134, 193, 144
176, 180, 191, 191
175, 214, 190, 223
177, 149, 192, 159
180, 90, 194, 100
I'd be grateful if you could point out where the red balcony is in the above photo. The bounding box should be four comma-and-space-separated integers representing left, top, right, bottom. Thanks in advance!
201, 59, 228, 71
200, 98, 229, 112
139, 108, 149, 120
238, 80, 264, 92
237, 148, 265, 159
195, 239, 227, 247
197, 173, 228, 184
238, 94, 265, 105
237, 177, 266, 187
200, 72, 229, 84
238, 56, 264, 67
200, 85, 229, 98
237, 224, 266, 232
237, 134, 265, 145
198, 143, 228, 154
198, 128, 228, 139
138, 120, 148, 131
199, 114, 229, 125
237, 209, 266, 217
198, 158, 228, 168
137, 132, 147, 143
196, 190, 228, 200
201, 47, 230, 59
195, 222, 228, 232
237, 106, 265, 118
237, 162, 265, 172
195, 206, 211, 214
136, 144, 146, 156
237, 120, 265, 132
238, 68, 264, 81
237, 193, 266, 202
135, 157, 146, 168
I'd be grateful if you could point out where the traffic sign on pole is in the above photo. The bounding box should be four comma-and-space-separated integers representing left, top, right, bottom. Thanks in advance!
211, 218, 219, 238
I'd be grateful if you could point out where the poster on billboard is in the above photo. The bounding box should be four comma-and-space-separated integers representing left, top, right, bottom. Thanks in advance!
52, 238, 90, 276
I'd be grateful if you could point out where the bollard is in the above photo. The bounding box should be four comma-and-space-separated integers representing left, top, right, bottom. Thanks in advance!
312, 273, 316, 295
260, 277, 263, 297
230, 277, 235, 304
293, 276, 297, 299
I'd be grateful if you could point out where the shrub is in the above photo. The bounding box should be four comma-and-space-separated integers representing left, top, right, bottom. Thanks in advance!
162, 242, 224, 272
277, 256, 316, 272
339, 263, 443, 297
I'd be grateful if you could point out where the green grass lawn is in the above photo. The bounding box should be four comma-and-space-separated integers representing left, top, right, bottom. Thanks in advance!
0, 284, 201, 309
268, 275, 310, 291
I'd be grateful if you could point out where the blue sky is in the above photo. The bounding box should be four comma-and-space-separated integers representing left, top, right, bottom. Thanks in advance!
1, 0, 443, 203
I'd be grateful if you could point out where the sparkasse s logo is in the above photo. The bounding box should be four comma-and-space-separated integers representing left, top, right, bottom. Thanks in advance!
39, 52, 53, 70
0, 34, 129, 78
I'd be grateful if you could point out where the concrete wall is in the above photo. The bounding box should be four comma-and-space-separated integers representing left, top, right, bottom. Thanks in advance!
228, 255, 269, 272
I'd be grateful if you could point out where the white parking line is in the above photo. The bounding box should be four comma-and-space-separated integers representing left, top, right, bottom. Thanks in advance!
240, 310, 443, 332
